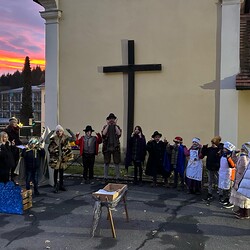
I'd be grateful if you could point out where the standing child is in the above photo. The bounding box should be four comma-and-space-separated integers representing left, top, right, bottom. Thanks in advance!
185, 137, 204, 194
75, 125, 102, 184
22, 138, 45, 195
218, 141, 236, 206
0, 132, 15, 183
166, 136, 186, 189
46, 125, 75, 193
202, 136, 221, 201
146, 131, 167, 187
125, 126, 147, 185
228, 143, 250, 217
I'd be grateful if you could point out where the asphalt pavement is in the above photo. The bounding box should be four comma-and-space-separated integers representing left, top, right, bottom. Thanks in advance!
0, 176, 250, 250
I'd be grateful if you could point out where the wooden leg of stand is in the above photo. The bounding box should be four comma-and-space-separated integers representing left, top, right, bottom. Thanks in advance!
107, 207, 116, 238
123, 196, 129, 222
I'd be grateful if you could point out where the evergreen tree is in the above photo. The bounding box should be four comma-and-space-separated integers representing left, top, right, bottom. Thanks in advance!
20, 56, 33, 125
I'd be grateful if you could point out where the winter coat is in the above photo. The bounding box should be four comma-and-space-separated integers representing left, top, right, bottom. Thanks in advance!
201, 145, 221, 171
237, 161, 250, 199
229, 153, 250, 208
0, 142, 15, 177
166, 143, 186, 175
21, 147, 45, 170
145, 140, 166, 176
125, 134, 146, 167
4, 125, 22, 163
48, 134, 73, 170
75, 133, 102, 156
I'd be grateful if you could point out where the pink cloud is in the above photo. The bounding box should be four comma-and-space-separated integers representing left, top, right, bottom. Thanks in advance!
0, 0, 45, 75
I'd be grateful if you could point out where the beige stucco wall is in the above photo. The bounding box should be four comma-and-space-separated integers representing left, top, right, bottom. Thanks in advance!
57, 0, 218, 149
238, 91, 250, 146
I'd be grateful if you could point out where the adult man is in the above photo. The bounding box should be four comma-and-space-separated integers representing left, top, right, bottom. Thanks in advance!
101, 113, 122, 181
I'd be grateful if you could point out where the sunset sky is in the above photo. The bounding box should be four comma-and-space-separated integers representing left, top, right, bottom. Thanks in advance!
0, 0, 45, 76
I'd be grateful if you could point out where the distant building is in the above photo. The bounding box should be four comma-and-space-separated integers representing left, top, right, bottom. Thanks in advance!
0, 85, 44, 129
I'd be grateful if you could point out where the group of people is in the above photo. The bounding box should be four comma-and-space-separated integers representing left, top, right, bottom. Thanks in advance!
1, 114, 250, 219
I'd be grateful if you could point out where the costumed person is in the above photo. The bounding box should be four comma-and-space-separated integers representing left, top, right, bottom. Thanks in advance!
201, 136, 221, 201
166, 136, 186, 189
4, 117, 22, 182
101, 113, 122, 182
228, 142, 250, 218
218, 141, 236, 206
75, 125, 102, 184
45, 125, 75, 193
185, 137, 204, 194
0, 132, 16, 183
21, 138, 45, 195
145, 131, 167, 187
125, 126, 147, 185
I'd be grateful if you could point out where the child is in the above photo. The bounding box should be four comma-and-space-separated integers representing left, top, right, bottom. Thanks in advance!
218, 141, 236, 206
185, 137, 204, 194
145, 131, 167, 187
166, 136, 186, 189
125, 126, 147, 185
228, 143, 250, 218
46, 125, 75, 193
75, 125, 102, 184
202, 136, 221, 201
0, 132, 15, 183
22, 138, 45, 195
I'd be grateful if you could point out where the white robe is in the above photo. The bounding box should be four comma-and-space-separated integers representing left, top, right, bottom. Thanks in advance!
186, 149, 203, 181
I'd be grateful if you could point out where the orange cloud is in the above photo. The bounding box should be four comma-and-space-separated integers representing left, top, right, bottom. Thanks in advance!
0, 51, 45, 75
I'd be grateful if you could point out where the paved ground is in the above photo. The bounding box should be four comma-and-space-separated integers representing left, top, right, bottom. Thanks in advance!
0, 176, 250, 250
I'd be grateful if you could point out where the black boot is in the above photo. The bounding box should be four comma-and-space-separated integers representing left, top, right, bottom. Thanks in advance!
54, 183, 59, 193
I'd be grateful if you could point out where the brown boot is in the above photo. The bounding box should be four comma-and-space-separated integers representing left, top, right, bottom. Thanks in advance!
235, 208, 249, 219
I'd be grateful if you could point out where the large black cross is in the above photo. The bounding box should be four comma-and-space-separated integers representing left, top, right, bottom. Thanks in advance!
102, 40, 162, 145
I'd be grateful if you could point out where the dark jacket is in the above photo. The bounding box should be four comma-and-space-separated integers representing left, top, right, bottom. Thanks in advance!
145, 140, 166, 176
201, 145, 221, 171
4, 125, 22, 163
0, 142, 16, 176
125, 134, 146, 167
22, 147, 45, 170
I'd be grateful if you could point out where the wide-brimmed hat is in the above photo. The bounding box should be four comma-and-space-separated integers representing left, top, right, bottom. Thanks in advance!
106, 113, 117, 120
83, 125, 94, 132
152, 131, 162, 138
173, 136, 183, 143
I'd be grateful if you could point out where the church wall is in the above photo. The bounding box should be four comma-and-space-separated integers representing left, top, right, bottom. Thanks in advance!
58, 0, 218, 149
238, 91, 250, 146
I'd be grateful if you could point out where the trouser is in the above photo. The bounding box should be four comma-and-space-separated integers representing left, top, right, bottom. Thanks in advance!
219, 188, 231, 201
104, 164, 120, 179
207, 170, 218, 194
133, 161, 143, 182
174, 169, 184, 187
54, 169, 64, 187
82, 153, 95, 180
26, 168, 39, 192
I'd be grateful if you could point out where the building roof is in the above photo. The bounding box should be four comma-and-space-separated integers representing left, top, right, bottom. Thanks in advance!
0, 86, 41, 94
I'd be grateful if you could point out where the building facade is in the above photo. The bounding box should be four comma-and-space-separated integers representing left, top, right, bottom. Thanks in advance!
35, 0, 250, 149
0, 86, 42, 125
